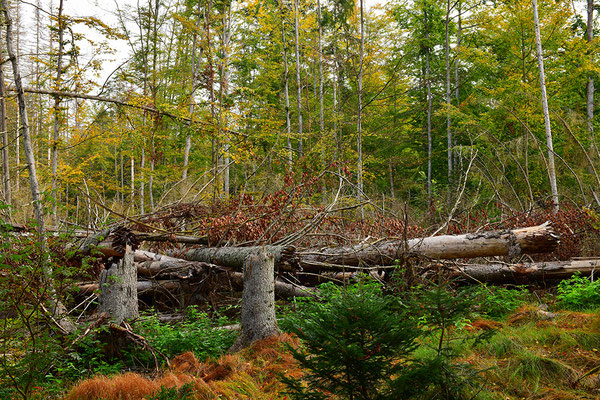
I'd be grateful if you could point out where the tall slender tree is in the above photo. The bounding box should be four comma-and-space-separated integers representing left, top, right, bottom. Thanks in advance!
532, 0, 559, 212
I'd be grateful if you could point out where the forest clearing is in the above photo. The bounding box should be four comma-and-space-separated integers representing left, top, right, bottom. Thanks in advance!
2, 0, 600, 398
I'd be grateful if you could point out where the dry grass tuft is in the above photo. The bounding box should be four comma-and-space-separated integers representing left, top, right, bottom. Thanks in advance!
66, 334, 301, 400
67, 372, 160, 400
466, 318, 503, 332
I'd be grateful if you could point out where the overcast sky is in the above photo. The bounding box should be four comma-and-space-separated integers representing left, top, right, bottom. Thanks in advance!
17, 0, 383, 90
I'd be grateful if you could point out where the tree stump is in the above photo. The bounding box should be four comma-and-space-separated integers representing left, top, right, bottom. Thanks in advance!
98, 244, 138, 324
230, 249, 279, 352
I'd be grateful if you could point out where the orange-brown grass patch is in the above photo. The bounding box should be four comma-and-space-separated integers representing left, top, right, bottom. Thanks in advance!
465, 318, 503, 332
67, 372, 161, 400
67, 334, 302, 400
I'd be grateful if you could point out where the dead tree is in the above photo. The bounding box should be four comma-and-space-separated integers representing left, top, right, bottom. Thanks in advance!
98, 245, 138, 324
230, 249, 279, 352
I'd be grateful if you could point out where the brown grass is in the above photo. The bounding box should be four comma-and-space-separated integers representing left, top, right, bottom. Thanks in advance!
67, 334, 300, 400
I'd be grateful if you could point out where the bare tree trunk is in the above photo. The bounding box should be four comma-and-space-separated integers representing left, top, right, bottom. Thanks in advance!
280, 1, 293, 167
425, 8, 433, 207
294, 0, 303, 156
183, 0, 203, 181
0, 52, 9, 205
587, 0, 597, 157
98, 245, 138, 324
220, 2, 232, 197
130, 155, 135, 203
445, 0, 452, 182
455, 2, 461, 171
140, 148, 145, 214
317, 0, 324, 172
532, 0, 559, 213
357, 0, 365, 218
230, 250, 279, 352
51, 0, 64, 224
1, 0, 74, 333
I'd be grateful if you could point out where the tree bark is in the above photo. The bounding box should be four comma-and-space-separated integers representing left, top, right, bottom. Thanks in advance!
280, 1, 293, 167
98, 245, 138, 324
294, 0, 303, 155
51, 0, 64, 224
448, 258, 600, 283
586, 0, 597, 157
169, 223, 557, 271
2, 0, 74, 333
167, 245, 295, 271
297, 222, 558, 271
424, 6, 433, 207
0, 50, 9, 205
532, 0, 559, 213
445, 0, 452, 182
230, 250, 280, 352
357, 0, 364, 218
183, 0, 203, 181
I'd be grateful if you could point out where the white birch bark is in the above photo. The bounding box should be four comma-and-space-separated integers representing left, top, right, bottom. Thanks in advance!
294, 0, 303, 155
532, 0, 559, 213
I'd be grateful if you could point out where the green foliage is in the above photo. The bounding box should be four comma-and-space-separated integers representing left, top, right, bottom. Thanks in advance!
280, 280, 425, 400
134, 306, 237, 361
556, 273, 600, 310
280, 279, 492, 399
473, 284, 528, 319
0, 215, 91, 399
145, 383, 194, 400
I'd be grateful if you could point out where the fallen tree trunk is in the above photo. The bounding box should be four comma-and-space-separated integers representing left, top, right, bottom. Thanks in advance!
167, 223, 558, 272
448, 258, 600, 283
298, 222, 559, 271
135, 249, 223, 279
166, 245, 297, 271
78, 280, 182, 296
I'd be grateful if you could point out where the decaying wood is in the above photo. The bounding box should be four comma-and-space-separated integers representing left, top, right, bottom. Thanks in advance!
167, 245, 297, 271
225, 271, 315, 298
98, 245, 138, 324
135, 249, 222, 279
78, 280, 182, 296
448, 258, 600, 283
298, 222, 559, 271
230, 250, 280, 352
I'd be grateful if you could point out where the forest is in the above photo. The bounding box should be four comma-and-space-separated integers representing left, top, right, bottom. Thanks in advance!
2, 0, 600, 398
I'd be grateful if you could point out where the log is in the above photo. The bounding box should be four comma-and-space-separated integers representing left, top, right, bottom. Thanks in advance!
166, 245, 297, 271
135, 249, 222, 279
224, 271, 315, 298
298, 222, 559, 271
448, 258, 600, 283
77, 280, 182, 296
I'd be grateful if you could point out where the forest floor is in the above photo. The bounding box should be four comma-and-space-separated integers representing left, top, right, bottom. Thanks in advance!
63, 302, 600, 400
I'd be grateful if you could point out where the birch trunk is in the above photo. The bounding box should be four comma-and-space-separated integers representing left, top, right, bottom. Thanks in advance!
532, 0, 559, 213
357, 0, 364, 218
424, 8, 433, 207
445, 0, 452, 182
1, 0, 74, 333
183, 0, 203, 180
294, 0, 303, 156
0, 52, 9, 205
281, 1, 293, 166
51, 0, 64, 224
586, 0, 597, 157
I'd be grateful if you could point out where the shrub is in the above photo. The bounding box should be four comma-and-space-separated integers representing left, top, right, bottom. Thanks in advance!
556, 274, 600, 310
474, 284, 528, 319
134, 306, 237, 362
280, 281, 428, 400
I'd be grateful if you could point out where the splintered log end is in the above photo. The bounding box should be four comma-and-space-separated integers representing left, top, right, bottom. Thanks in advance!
514, 221, 560, 254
